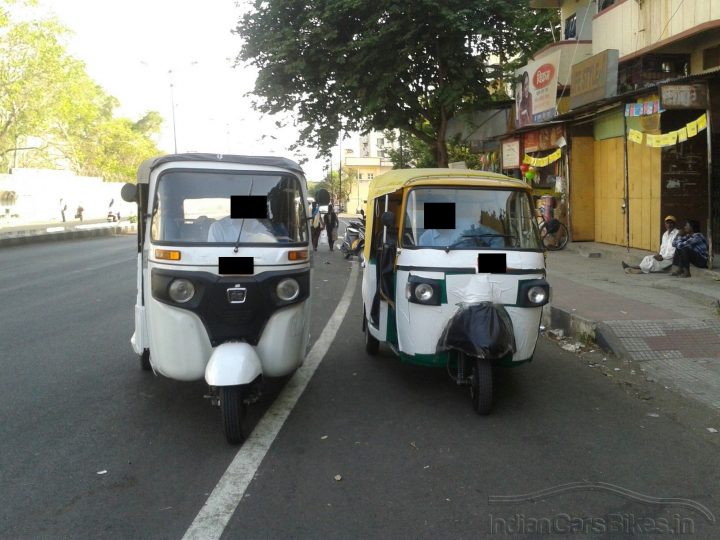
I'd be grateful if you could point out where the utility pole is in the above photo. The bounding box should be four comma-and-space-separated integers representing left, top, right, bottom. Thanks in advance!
338, 137, 342, 210
168, 70, 178, 154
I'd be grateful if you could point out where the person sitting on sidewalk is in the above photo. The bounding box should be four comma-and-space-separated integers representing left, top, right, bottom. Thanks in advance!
670, 219, 708, 278
622, 216, 679, 274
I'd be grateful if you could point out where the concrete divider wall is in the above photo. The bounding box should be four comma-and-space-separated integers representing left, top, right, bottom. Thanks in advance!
0, 223, 137, 247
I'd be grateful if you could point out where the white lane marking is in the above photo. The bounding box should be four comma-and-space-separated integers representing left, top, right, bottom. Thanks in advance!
182, 262, 360, 540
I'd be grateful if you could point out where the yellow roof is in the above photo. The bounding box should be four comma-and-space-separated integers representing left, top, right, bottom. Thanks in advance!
367, 168, 529, 201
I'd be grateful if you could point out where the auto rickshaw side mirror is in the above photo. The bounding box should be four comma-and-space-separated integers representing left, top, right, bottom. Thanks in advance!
381, 211, 395, 228
121, 182, 138, 203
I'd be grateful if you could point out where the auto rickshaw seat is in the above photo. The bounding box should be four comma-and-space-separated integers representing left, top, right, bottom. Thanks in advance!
179, 216, 215, 241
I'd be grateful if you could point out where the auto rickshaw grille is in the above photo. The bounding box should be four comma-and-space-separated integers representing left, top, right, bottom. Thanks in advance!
200, 288, 270, 346
217, 308, 255, 325
151, 267, 309, 347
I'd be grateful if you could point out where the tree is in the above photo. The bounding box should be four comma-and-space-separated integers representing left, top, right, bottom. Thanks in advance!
0, 3, 162, 178
384, 129, 483, 170
316, 168, 356, 208
236, 0, 558, 167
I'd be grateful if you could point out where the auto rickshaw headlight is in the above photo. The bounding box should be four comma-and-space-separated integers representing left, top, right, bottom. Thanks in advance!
414, 283, 435, 302
168, 278, 195, 303
527, 286, 547, 305
276, 278, 300, 301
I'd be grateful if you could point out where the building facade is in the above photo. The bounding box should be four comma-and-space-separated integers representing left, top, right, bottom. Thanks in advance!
504, 0, 719, 267
343, 132, 394, 214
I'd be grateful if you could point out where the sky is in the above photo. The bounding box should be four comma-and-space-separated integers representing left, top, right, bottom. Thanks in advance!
29, 0, 337, 181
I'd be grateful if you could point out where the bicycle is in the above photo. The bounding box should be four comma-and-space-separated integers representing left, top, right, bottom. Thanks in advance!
537, 214, 569, 251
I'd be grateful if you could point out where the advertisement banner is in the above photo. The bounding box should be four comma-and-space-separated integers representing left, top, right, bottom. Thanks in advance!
502, 140, 520, 168
515, 50, 562, 128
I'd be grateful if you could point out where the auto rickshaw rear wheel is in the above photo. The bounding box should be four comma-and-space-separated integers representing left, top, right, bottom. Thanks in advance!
363, 309, 379, 355
470, 357, 493, 415
140, 349, 151, 371
220, 386, 247, 445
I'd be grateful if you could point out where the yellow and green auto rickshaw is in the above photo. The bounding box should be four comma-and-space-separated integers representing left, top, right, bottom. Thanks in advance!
361, 168, 549, 414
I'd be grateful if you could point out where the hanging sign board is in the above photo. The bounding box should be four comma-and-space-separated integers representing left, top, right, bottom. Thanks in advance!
502, 139, 520, 169
660, 83, 709, 110
570, 49, 619, 110
514, 50, 562, 128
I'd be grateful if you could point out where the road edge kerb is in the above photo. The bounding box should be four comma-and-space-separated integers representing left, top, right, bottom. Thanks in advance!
0, 224, 137, 247
542, 303, 603, 345
594, 321, 632, 360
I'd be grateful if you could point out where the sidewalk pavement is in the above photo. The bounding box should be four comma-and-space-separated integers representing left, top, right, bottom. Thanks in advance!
545, 242, 720, 411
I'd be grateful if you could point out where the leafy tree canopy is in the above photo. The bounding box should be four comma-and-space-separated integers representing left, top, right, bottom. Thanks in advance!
0, 1, 162, 180
236, 0, 558, 166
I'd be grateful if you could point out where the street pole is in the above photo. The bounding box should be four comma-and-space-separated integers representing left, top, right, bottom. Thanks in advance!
338, 137, 342, 210
168, 70, 178, 154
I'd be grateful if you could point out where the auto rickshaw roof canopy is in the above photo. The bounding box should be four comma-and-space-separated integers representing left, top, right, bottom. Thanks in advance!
366, 168, 530, 202
136, 153, 305, 184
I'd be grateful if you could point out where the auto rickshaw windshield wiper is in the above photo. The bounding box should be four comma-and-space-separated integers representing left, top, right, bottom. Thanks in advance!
233, 219, 245, 253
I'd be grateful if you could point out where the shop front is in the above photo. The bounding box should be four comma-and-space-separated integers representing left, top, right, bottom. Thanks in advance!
502, 126, 569, 232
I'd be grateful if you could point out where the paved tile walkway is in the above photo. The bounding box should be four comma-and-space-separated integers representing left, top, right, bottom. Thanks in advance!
598, 320, 720, 410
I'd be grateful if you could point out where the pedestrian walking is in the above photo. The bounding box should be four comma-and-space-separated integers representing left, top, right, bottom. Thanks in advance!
323, 204, 339, 251
75, 205, 84, 222
60, 199, 67, 222
310, 201, 323, 251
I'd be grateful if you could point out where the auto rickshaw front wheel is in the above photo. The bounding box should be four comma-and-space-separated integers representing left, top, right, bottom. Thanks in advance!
470, 357, 493, 415
140, 349, 151, 371
220, 386, 248, 445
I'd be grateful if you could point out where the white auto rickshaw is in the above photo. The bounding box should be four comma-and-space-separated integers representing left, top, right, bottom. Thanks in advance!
361, 169, 549, 414
121, 154, 312, 443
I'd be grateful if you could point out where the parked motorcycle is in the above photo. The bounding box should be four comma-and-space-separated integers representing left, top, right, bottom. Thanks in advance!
340, 219, 365, 259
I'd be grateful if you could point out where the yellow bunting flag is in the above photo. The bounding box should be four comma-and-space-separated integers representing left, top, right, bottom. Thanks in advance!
627, 129, 643, 144
687, 120, 698, 137
668, 131, 678, 145
645, 134, 658, 147
523, 155, 533, 165
537, 156, 549, 167
677, 127, 688, 142
551, 149, 562, 162
697, 113, 707, 131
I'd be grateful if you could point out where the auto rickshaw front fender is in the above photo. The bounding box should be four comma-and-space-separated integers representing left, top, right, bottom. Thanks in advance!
205, 342, 262, 386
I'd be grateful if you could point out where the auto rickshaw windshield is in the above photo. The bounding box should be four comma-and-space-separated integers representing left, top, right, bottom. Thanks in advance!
150, 170, 308, 245
402, 187, 542, 250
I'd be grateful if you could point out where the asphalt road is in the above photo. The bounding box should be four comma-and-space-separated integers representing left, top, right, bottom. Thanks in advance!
1, 232, 719, 539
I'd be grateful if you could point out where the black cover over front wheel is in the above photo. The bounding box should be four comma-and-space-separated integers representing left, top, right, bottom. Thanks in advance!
470, 357, 493, 415
220, 386, 247, 445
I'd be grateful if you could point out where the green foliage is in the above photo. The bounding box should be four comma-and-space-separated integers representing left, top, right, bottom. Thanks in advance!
236, 0, 557, 166
318, 168, 356, 207
0, 4, 161, 179
383, 129, 482, 170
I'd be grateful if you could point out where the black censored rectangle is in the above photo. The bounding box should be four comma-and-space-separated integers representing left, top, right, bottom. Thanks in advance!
477, 253, 507, 273
423, 202, 455, 229
218, 257, 254, 275
231, 196, 267, 219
